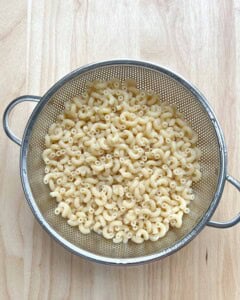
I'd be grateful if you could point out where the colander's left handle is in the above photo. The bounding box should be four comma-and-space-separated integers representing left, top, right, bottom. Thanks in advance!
3, 95, 41, 146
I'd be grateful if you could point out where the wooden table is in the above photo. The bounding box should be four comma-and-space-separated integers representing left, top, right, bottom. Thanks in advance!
1, 1, 240, 299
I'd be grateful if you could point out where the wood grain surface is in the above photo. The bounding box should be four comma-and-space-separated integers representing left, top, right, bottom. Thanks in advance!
1, 0, 240, 299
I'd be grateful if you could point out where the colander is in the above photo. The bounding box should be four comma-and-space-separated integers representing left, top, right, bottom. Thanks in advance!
3, 60, 240, 265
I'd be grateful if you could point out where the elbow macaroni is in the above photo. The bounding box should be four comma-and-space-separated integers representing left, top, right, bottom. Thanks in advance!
43, 79, 202, 244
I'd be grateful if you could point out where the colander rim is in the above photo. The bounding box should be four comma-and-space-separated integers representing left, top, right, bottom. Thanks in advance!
20, 59, 227, 265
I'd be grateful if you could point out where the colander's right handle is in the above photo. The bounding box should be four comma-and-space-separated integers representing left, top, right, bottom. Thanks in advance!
3, 95, 41, 146
207, 175, 240, 228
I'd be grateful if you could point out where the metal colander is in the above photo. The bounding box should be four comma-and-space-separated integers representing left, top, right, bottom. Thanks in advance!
3, 60, 240, 265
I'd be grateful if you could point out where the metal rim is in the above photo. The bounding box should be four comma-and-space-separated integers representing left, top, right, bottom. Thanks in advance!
20, 59, 227, 265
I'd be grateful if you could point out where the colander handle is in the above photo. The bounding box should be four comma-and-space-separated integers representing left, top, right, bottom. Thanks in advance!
207, 175, 240, 228
3, 95, 41, 146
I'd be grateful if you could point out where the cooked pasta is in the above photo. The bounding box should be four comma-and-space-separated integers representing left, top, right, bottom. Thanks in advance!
42, 79, 202, 244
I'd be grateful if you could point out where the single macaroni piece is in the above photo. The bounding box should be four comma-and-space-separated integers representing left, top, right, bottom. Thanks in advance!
42, 78, 202, 244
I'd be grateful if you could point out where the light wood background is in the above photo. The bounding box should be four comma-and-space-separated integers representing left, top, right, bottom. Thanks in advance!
1, 0, 240, 299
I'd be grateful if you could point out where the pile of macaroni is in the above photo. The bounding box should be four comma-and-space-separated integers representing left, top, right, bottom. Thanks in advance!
42, 79, 202, 244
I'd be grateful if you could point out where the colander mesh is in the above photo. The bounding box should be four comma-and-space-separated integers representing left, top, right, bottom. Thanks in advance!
27, 64, 220, 258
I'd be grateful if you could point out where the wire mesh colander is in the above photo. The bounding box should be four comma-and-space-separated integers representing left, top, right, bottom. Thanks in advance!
3, 60, 240, 265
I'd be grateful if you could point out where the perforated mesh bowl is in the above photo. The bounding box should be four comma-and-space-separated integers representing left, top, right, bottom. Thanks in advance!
3, 60, 240, 265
